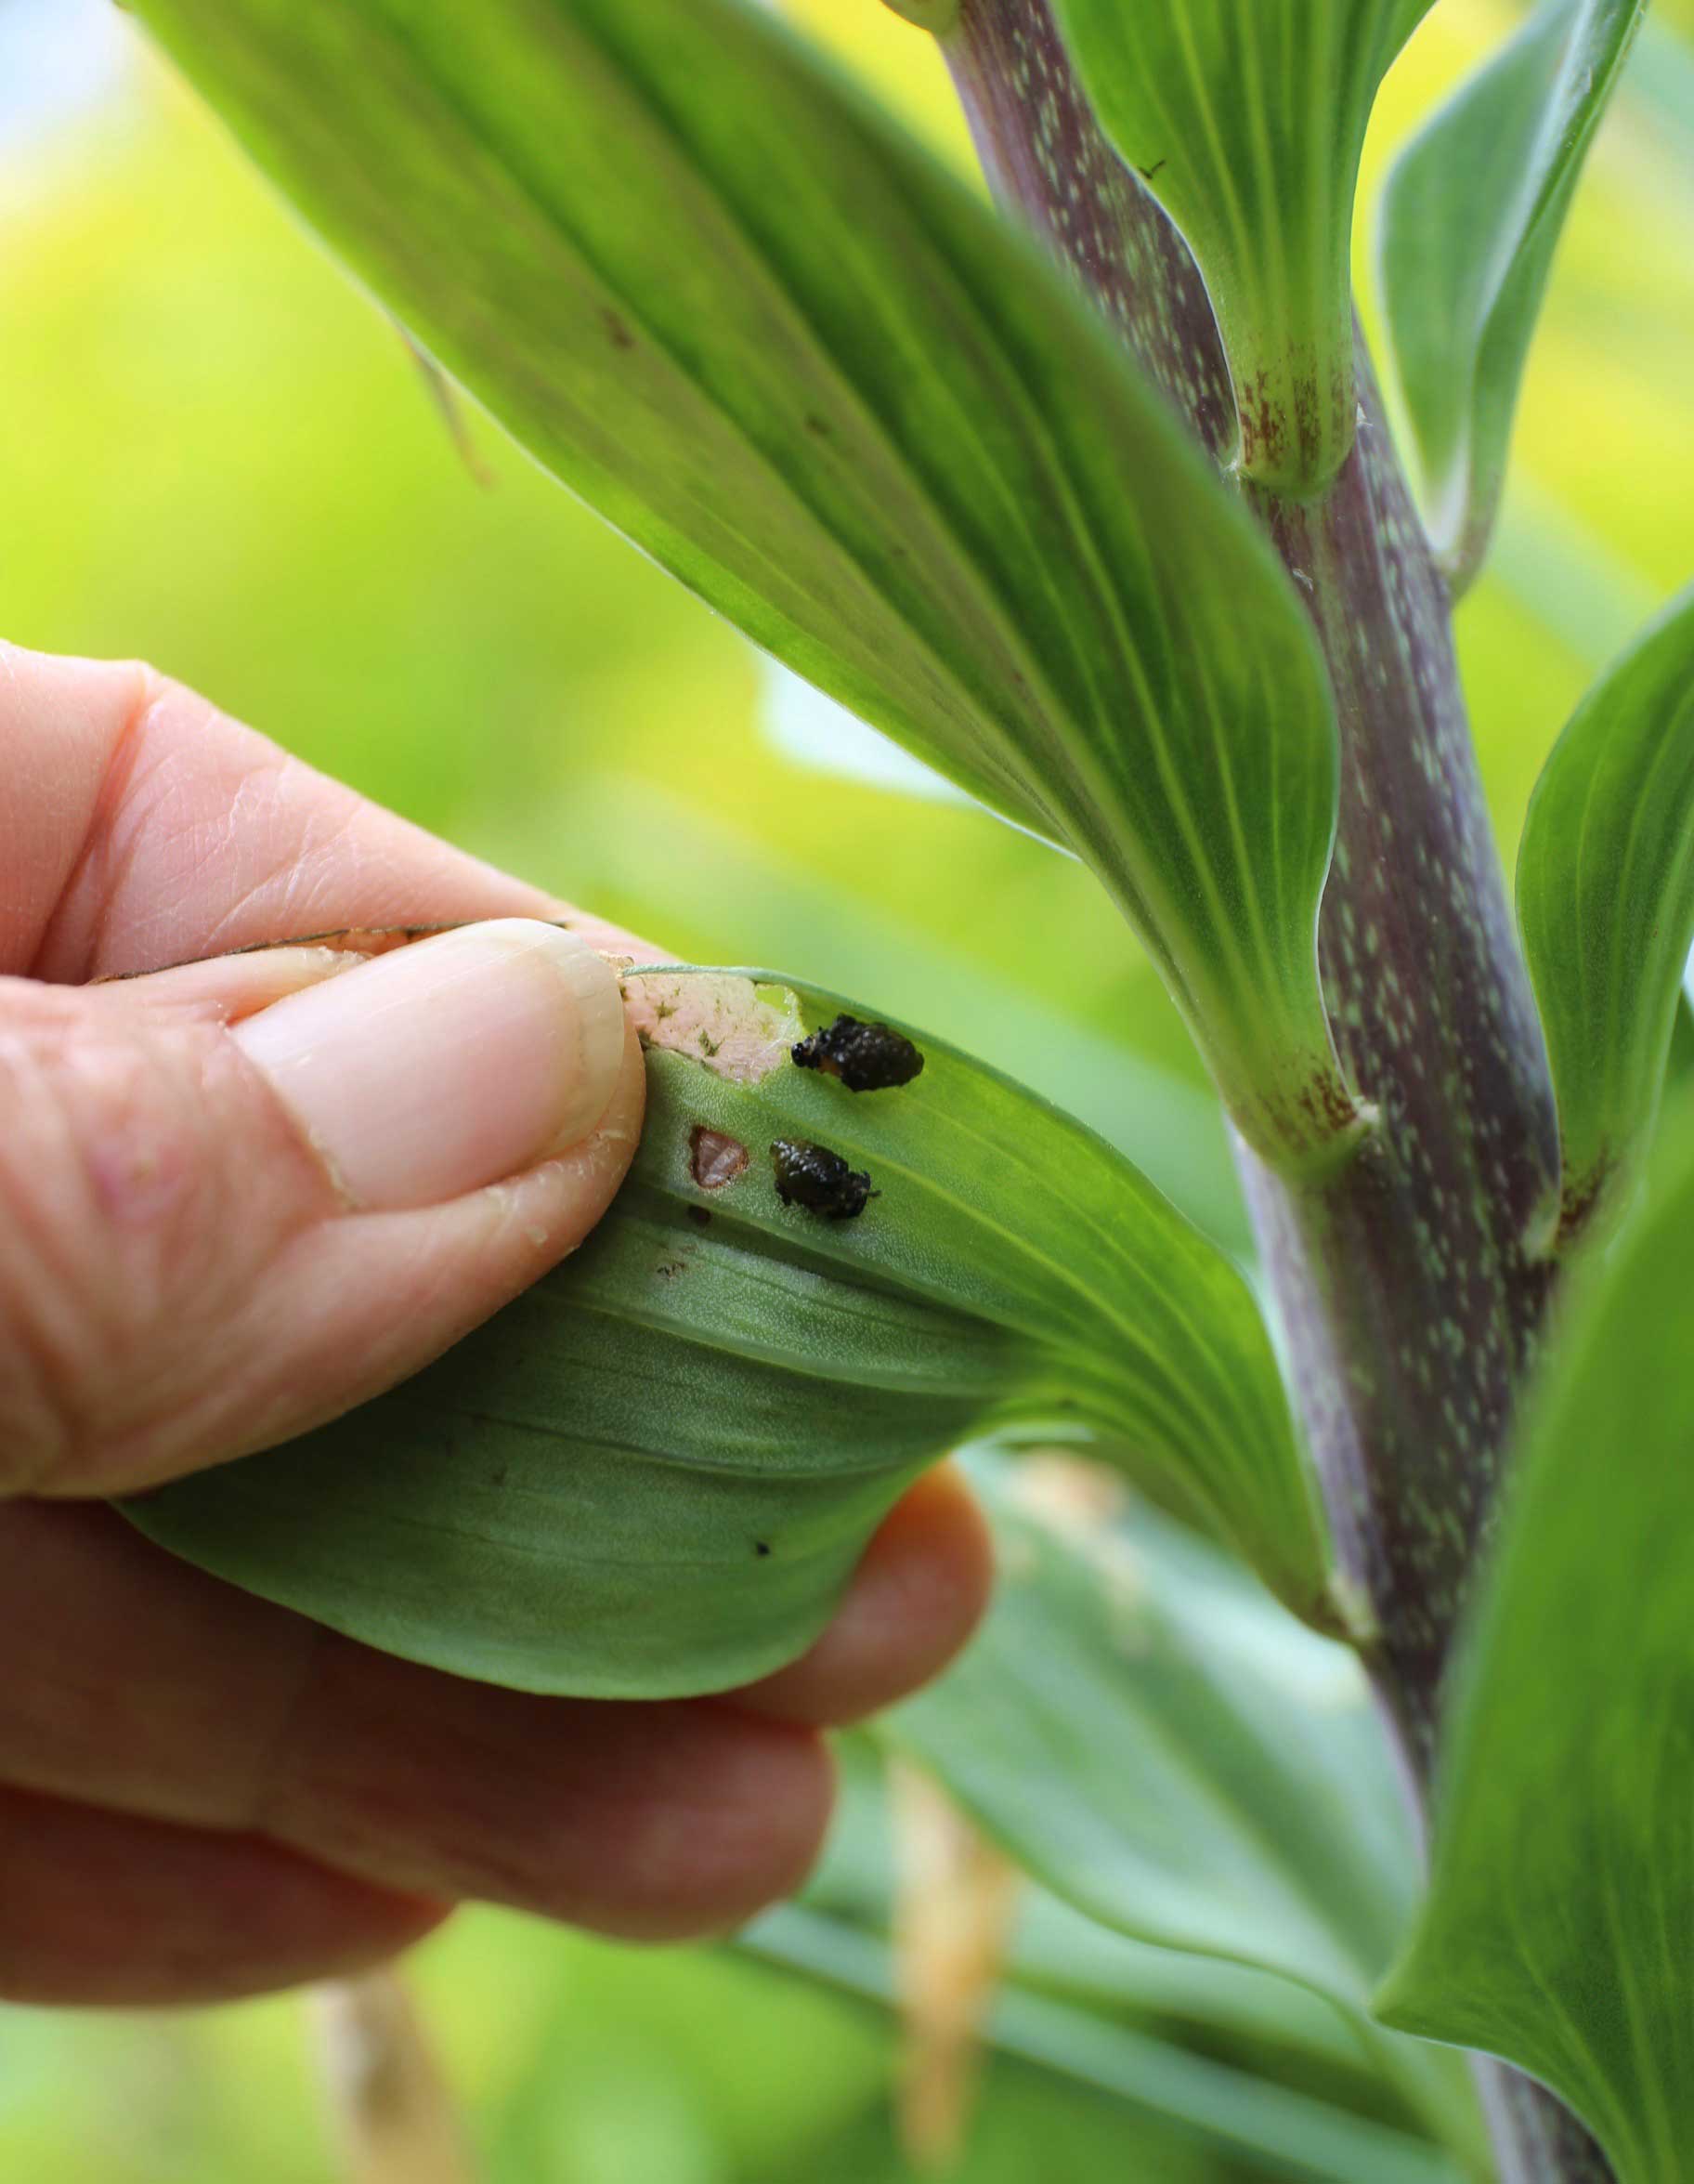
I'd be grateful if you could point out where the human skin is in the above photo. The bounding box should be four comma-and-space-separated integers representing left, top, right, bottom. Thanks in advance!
0, 642, 993, 2006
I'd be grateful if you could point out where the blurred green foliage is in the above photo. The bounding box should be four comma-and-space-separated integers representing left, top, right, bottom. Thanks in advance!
1, 0, 1689, 2177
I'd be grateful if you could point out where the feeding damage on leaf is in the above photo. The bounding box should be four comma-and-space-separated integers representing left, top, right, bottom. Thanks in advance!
689, 1125, 749, 1191
625, 968, 803, 1080
633, 975, 922, 1219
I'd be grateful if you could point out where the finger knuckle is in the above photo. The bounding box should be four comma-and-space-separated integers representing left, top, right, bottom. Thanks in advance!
0, 987, 261, 1491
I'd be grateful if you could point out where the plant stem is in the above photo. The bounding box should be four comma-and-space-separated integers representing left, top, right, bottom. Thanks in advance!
1471, 2063, 1620, 2184
1240, 346, 1558, 1778
943, 0, 1557, 1768
939, 4, 1610, 2177
1246, 376, 1609, 2184
943, 0, 1234, 459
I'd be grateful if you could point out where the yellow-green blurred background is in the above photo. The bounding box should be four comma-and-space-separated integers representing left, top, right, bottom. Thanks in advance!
0, 1, 1688, 2177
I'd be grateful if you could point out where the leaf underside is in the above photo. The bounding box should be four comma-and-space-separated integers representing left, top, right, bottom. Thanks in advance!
1516, 582, 1694, 1244
125, 0, 1360, 1168
1376, 1108, 1694, 2180
1377, 0, 1647, 590
1051, 0, 1434, 490
124, 970, 1331, 1697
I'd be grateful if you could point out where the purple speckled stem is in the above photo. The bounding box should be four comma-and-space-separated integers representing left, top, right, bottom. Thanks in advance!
945, 0, 1236, 459
1240, 336, 1558, 1775
939, 2, 1609, 2177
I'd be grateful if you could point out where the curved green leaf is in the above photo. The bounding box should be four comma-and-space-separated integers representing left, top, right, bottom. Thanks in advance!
1377, 0, 1647, 592
881, 1457, 1485, 2163
750, 1916, 1470, 2184
124, 968, 1333, 1695
886, 1455, 1416, 2017
766, 1731, 1472, 2166
792, 1735, 1383, 2084
1050, 0, 1433, 490
1516, 583, 1694, 1245
126, 0, 1362, 1169
1376, 1108, 1694, 2183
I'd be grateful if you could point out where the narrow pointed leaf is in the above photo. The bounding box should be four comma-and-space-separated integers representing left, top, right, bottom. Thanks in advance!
125, 0, 1362, 1168
886, 1455, 1417, 2016
750, 1909, 1468, 2184
807, 1712, 1483, 2168
1049, 0, 1433, 489
1516, 583, 1694, 1244
1376, 1110, 1694, 2182
125, 970, 1332, 1696
1378, 0, 1647, 591
797, 1737, 1380, 2079
749, 1917, 1470, 2184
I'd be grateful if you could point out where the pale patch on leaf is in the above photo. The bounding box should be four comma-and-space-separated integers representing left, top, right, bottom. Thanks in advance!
624, 967, 803, 1082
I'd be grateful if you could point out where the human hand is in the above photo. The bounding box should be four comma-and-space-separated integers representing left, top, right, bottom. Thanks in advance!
0, 644, 992, 2005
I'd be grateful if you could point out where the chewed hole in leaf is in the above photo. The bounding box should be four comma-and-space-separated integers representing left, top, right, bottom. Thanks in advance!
689, 1125, 749, 1190
625, 968, 802, 1080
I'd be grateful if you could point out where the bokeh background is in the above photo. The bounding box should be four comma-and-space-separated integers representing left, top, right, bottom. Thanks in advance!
1, 1, 1688, 2177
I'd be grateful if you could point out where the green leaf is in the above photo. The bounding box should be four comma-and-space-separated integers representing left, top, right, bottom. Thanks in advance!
751, 1913, 1470, 2184
124, 969, 1333, 1695
1515, 583, 1694, 1245
885, 1455, 1414, 2016
125, 0, 1362, 1170
1377, 0, 1647, 591
798, 1738, 1384, 2085
757, 1728, 1478, 2183
1049, 0, 1433, 490
568, 773, 1256, 1260
1375, 1108, 1694, 2182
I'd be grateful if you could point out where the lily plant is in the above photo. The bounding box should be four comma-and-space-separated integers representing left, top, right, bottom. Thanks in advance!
108, 0, 1694, 2177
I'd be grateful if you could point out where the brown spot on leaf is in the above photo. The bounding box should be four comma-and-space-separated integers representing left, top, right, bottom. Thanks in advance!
1557, 1157, 1612, 1251
691, 1125, 749, 1190
602, 307, 635, 351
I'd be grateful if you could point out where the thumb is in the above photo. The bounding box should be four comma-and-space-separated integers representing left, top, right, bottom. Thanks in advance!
0, 922, 641, 1500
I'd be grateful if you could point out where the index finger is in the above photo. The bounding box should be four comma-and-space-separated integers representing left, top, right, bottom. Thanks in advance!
0, 641, 657, 981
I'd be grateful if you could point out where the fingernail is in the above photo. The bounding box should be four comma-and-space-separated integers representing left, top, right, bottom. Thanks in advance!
233, 920, 627, 1210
